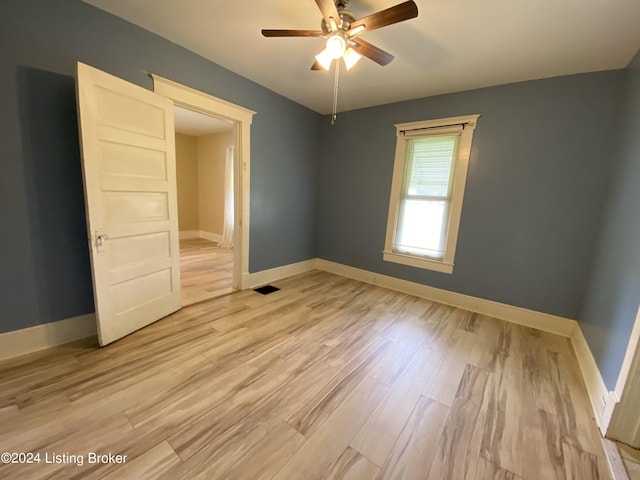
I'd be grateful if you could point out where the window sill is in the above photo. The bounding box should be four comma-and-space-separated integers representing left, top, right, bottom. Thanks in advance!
382, 251, 454, 274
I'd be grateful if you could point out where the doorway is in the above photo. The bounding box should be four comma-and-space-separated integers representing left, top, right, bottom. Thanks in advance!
173, 105, 235, 305
152, 74, 255, 292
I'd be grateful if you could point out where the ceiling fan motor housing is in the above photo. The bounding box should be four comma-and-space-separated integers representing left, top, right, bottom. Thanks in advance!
321, 9, 356, 34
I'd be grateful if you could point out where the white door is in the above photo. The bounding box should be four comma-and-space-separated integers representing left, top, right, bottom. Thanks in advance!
76, 62, 181, 346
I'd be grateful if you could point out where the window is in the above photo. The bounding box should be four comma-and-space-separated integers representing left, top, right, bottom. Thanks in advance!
383, 114, 480, 274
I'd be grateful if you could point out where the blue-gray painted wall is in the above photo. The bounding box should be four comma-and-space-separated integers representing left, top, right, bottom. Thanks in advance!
316, 71, 624, 321
579, 50, 640, 389
2, 2, 638, 393
0, 1, 321, 334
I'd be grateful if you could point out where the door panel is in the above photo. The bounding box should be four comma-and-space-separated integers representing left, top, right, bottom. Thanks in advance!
101, 143, 168, 179
104, 191, 169, 222
109, 232, 171, 266
76, 62, 181, 346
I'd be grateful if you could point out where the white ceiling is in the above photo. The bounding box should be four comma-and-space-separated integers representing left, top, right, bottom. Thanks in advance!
173, 105, 233, 136
85, 0, 640, 114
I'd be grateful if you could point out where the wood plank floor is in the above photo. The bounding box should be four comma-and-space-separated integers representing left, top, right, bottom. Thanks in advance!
618, 442, 640, 478
180, 238, 234, 306
0, 270, 610, 479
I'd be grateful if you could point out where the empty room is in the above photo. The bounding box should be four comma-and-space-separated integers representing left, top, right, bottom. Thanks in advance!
1, 1, 639, 479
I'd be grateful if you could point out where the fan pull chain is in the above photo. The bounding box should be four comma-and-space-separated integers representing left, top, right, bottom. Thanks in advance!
331, 60, 340, 125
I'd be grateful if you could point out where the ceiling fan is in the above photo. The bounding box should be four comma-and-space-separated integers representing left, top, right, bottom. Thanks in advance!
262, 0, 419, 71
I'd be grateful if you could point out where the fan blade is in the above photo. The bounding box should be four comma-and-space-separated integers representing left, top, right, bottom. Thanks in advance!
351, 38, 394, 66
349, 1, 418, 33
315, 0, 341, 30
262, 29, 323, 37
311, 60, 323, 70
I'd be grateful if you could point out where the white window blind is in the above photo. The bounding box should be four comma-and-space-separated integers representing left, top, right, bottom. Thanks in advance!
394, 134, 459, 259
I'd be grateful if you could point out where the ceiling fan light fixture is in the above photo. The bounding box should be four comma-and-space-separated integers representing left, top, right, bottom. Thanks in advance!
262, 0, 420, 122
315, 49, 334, 70
343, 47, 361, 70
325, 33, 347, 59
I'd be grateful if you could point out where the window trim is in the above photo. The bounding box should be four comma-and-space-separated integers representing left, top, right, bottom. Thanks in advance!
383, 114, 480, 274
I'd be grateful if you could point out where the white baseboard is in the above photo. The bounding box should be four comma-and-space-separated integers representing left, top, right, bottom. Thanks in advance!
315, 259, 577, 337
242, 257, 576, 337
179, 230, 223, 243
242, 259, 317, 289
570, 324, 617, 434
0, 256, 611, 437
316, 259, 617, 432
0, 314, 97, 362
199, 231, 222, 243
179, 230, 200, 239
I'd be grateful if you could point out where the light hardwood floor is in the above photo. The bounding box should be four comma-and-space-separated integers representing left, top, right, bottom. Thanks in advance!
618, 442, 640, 478
0, 271, 610, 479
180, 237, 234, 306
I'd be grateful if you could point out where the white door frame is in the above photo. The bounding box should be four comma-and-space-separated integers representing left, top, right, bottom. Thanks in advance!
152, 75, 255, 290
606, 305, 640, 446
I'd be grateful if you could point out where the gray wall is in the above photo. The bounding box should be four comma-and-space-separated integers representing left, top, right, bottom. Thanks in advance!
1, 0, 637, 386
579, 50, 640, 389
0, 1, 321, 334
316, 71, 624, 321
